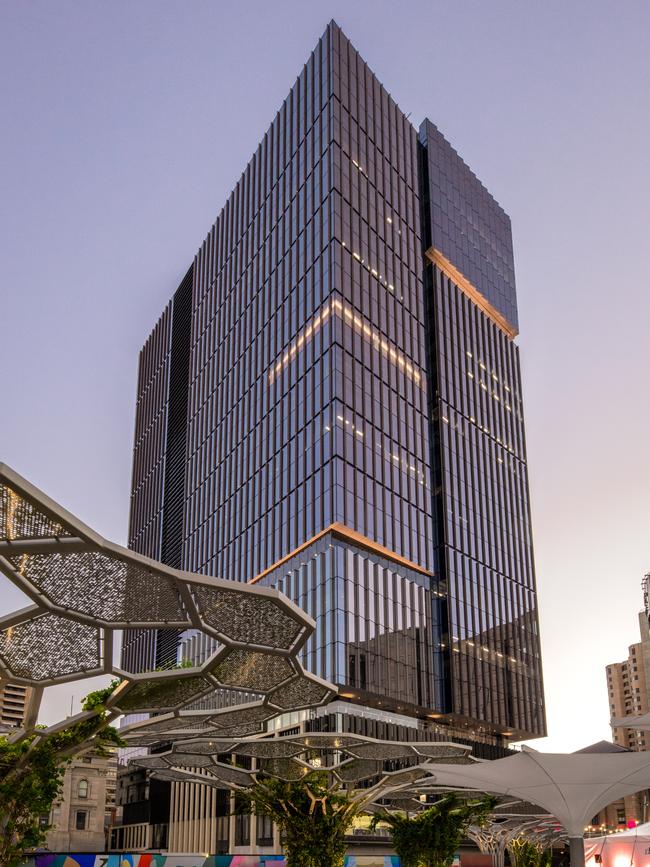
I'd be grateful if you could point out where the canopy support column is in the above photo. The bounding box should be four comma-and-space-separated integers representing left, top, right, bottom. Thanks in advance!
569, 836, 585, 867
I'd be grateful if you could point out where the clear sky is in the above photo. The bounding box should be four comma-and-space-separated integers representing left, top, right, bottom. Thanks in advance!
1, 0, 649, 751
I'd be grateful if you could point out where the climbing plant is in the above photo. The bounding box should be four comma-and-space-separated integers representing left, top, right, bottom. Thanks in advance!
0, 680, 123, 867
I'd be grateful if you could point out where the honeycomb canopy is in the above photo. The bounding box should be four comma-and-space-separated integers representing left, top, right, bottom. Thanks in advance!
0, 609, 102, 684
111, 674, 215, 714
335, 758, 384, 782
0, 462, 337, 737
130, 733, 473, 793
0, 481, 75, 542
267, 671, 335, 710
194, 585, 306, 650
211, 648, 296, 692
260, 756, 309, 781
5, 550, 188, 626
0, 464, 99, 543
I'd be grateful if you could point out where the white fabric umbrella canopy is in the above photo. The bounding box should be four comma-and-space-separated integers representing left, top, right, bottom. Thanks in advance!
421, 747, 650, 838
611, 713, 650, 731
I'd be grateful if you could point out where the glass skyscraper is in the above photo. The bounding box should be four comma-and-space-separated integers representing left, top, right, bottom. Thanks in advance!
123, 21, 545, 755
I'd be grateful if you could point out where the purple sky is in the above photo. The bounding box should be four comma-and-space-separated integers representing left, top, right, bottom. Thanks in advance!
1, 0, 649, 751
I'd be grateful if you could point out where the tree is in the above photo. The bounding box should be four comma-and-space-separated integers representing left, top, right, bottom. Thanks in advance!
539, 847, 553, 867
371, 793, 497, 867
238, 774, 364, 867
508, 835, 553, 867
0, 680, 123, 867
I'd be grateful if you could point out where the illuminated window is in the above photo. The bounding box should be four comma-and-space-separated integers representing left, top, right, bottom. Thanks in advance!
78, 779, 89, 799
342, 241, 400, 297
269, 299, 422, 386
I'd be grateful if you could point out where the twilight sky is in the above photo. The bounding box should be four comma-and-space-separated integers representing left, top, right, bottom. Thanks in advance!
1, 0, 649, 751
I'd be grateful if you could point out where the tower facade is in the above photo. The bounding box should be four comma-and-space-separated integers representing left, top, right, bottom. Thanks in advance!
595, 608, 650, 829
420, 120, 544, 738
123, 21, 545, 748
607, 611, 650, 752
0, 682, 32, 729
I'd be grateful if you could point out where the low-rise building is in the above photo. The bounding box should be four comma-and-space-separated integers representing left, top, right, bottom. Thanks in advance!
47, 754, 116, 853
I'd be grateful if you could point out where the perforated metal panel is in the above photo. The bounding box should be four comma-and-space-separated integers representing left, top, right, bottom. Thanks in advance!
212, 649, 294, 691
0, 484, 73, 541
195, 587, 304, 649
7, 551, 186, 624
0, 612, 101, 682
0, 463, 336, 736
268, 675, 333, 710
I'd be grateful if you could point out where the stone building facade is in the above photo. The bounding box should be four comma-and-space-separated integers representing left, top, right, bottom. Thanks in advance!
46, 755, 115, 853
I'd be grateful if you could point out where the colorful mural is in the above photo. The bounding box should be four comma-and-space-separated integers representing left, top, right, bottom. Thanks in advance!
346, 858, 400, 867
32, 856, 287, 867
31, 855, 405, 867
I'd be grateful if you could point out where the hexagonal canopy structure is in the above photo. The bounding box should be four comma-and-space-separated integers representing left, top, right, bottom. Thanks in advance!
128, 733, 476, 827
129, 732, 472, 788
0, 463, 337, 734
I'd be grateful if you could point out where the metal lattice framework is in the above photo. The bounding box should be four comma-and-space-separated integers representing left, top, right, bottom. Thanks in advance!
468, 814, 567, 867
0, 463, 337, 735
126, 734, 520, 835
128, 732, 473, 789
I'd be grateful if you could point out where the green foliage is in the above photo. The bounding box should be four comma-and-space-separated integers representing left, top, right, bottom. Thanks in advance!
81, 678, 121, 711
371, 793, 497, 867
238, 774, 362, 867
539, 847, 553, 867
508, 836, 551, 867
0, 679, 125, 867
